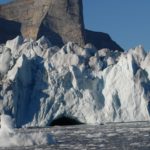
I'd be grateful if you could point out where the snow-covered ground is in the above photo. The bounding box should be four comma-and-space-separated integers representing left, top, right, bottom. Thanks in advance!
0, 36, 150, 127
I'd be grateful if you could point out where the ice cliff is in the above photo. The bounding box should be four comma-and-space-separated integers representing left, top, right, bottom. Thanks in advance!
0, 36, 150, 127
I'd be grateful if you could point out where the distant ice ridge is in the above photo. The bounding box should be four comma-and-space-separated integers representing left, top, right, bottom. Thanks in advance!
0, 114, 55, 147
0, 36, 150, 127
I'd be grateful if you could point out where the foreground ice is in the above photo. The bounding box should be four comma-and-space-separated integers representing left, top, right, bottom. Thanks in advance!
0, 114, 55, 147
0, 36, 150, 127
1, 121, 150, 150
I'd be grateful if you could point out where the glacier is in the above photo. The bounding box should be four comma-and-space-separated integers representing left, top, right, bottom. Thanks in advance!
0, 36, 150, 127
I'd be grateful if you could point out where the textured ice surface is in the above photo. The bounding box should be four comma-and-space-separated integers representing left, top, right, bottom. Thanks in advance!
0, 36, 150, 127
0, 115, 55, 147
1, 122, 150, 150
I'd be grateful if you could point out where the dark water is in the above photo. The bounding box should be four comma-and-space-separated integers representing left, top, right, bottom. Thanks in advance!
1, 122, 150, 150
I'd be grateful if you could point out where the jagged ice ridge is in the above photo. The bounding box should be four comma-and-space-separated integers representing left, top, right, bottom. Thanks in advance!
0, 36, 150, 127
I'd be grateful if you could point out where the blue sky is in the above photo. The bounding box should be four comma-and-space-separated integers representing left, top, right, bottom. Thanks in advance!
0, 0, 11, 4
83, 0, 150, 51
0, 0, 150, 51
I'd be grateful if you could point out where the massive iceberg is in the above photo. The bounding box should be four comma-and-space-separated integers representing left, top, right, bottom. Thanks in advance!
0, 36, 150, 127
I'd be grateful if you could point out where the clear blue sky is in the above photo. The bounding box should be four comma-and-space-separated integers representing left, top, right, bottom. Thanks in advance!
0, 0, 11, 4
83, 0, 150, 51
0, 0, 150, 51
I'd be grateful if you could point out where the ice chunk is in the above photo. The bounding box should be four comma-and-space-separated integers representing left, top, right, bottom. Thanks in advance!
0, 114, 55, 147
0, 48, 11, 75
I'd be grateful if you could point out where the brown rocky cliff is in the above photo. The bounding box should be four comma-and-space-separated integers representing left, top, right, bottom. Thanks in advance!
38, 0, 85, 46
0, 0, 51, 39
0, 0, 123, 51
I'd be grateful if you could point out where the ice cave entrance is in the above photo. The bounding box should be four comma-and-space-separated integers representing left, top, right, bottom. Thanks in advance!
50, 116, 83, 126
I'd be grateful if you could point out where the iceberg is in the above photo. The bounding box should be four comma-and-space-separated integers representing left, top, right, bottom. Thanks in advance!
0, 36, 150, 127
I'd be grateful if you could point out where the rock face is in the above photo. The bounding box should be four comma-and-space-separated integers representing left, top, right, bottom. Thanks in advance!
0, 0, 85, 47
0, 17, 21, 43
0, 0, 52, 39
38, 0, 85, 47
0, 37, 149, 127
0, 0, 123, 51
85, 30, 124, 51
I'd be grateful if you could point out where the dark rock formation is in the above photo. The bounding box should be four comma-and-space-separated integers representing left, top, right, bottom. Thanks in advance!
85, 30, 124, 51
0, 0, 124, 51
0, 17, 21, 43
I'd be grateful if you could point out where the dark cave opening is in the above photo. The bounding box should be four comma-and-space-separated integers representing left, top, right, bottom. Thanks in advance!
50, 116, 83, 126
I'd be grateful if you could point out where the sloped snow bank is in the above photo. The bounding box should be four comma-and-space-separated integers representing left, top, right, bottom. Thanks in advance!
0, 114, 55, 147
0, 36, 150, 127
